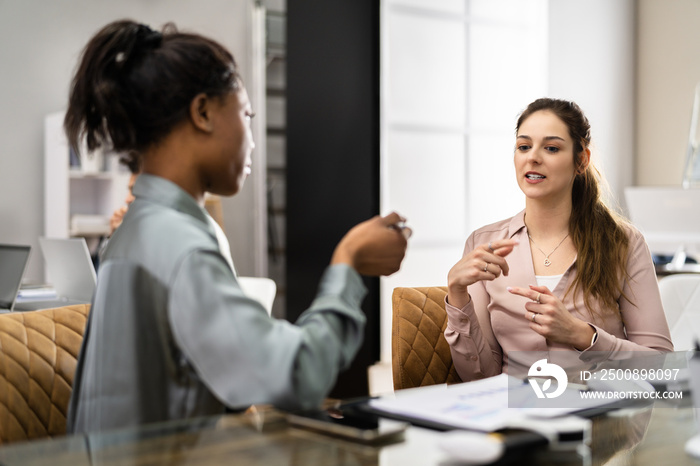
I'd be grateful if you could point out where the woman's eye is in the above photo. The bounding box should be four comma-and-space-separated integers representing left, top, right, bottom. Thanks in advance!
545, 146, 559, 153
516, 144, 530, 151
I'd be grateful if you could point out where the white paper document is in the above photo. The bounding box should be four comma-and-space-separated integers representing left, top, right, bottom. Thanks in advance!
369, 374, 621, 432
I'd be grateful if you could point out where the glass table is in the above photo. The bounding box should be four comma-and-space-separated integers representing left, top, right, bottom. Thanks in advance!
0, 399, 697, 465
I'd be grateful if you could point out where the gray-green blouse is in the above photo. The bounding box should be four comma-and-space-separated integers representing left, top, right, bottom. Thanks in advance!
67, 174, 367, 434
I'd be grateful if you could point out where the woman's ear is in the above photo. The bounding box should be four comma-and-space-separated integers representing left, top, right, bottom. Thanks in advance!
189, 93, 214, 133
577, 148, 591, 174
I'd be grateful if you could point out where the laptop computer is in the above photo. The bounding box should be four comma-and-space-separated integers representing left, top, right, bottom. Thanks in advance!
0, 244, 32, 312
14, 237, 96, 311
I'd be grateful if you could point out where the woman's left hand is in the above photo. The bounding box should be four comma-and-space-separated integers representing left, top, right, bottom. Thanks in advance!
507, 284, 595, 350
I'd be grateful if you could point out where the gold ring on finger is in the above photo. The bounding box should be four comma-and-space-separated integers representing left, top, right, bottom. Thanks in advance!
532, 312, 537, 323
536, 293, 541, 304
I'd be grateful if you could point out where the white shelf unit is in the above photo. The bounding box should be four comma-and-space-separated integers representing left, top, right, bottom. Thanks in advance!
44, 111, 131, 243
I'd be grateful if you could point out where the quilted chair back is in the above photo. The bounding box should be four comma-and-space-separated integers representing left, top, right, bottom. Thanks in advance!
0, 304, 90, 444
392, 287, 461, 390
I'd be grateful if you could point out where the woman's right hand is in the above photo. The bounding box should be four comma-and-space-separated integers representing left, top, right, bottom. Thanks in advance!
447, 239, 518, 308
331, 212, 410, 276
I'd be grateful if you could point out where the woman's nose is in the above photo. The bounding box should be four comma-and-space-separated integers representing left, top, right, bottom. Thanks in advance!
527, 147, 542, 164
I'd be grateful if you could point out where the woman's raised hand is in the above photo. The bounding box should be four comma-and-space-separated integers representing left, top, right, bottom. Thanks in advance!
447, 239, 518, 309
331, 212, 411, 276
508, 284, 595, 350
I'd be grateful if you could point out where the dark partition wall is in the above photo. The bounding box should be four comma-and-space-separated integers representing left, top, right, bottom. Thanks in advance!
286, 0, 380, 399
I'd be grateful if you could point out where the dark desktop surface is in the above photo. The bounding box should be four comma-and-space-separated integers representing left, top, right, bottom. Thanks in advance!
654, 253, 700, 276
653, 254, 698, 266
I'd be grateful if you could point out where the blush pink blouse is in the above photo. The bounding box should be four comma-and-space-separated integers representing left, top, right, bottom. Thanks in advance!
444, 210, 674, 382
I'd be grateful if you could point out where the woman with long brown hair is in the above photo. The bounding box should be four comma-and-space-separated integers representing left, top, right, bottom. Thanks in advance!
445, 98, 672, 381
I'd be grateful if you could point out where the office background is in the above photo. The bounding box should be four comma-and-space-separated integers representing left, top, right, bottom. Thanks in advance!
0, 0, 699, 397
0, 0, 269, 282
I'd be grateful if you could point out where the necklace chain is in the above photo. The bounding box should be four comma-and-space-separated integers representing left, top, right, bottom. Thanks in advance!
528, 233, 569, 267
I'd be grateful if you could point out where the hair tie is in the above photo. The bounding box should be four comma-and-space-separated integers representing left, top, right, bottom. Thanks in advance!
114, 24, 162, 65
136, 24, 162, 49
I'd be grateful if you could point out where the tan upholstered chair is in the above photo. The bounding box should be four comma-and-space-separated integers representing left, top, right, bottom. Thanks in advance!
392, 287, 461, 391
0, 304, 90, 444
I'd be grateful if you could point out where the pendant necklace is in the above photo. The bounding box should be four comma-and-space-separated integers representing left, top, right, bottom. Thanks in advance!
528, 233, 569, 267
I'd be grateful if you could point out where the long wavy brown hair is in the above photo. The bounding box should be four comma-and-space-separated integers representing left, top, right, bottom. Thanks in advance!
517, 98, 631, 319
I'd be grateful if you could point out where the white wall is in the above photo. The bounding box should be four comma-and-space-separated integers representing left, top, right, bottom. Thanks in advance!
0, 0, 263, 282
548, 0, 636, 207
637, 0, 700, 186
